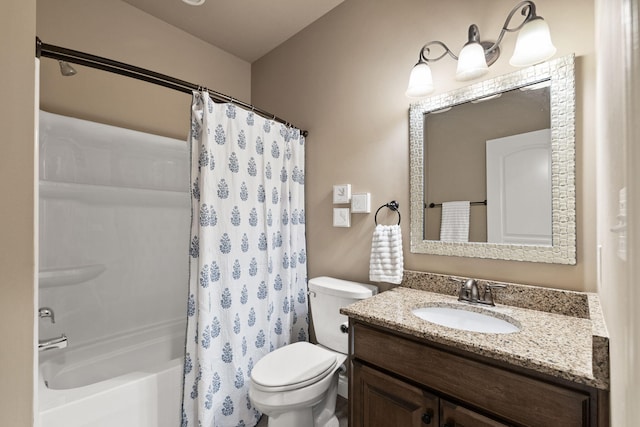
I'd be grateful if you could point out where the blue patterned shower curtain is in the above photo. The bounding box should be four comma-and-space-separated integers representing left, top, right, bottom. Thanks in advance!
181, 91, 309, 427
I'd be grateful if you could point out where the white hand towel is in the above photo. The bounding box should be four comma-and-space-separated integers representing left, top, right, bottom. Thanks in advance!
440, 201, 470, 242
369, 224, 404, 284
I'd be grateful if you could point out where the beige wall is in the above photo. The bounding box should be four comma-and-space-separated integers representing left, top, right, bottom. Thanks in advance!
37, 0, 251, 140
0, 1, 37, 426
252, 0, 596, 292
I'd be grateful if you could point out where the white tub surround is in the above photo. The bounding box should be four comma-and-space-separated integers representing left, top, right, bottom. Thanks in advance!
38, 111, 190, 426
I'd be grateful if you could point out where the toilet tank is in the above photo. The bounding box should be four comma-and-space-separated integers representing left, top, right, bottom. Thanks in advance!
308, 276, 378, 354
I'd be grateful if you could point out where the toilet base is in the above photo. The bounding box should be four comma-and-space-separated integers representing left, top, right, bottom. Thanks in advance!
255, 370, 342, 427
266, 407, 313, 427
265, 402, 339, 427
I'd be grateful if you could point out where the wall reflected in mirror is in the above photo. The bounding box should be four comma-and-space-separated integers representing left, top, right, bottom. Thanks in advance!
424, 82, 551, 245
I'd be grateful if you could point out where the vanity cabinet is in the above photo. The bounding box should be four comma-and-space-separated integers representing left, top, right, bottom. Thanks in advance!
349, 322, 608, 427
353, 361, 508, 427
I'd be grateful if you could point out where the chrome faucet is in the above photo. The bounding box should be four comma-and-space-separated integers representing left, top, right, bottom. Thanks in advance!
458, 279, 480, 303
38, 334, 68, 351
38, 307, 68, 351
456, 279, 506, 306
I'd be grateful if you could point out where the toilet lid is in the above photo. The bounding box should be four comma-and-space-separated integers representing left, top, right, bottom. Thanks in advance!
251, 342, 338, 391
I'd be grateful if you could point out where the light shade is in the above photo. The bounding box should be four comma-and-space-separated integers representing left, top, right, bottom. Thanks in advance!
405, 62, 434, 98
509, 18, 557, 67
455, 42, 489, 81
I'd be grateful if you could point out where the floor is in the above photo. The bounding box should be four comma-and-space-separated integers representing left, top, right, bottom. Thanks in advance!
256, 396, 348, 427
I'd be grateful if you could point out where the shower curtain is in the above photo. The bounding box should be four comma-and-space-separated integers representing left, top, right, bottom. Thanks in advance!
182, 91, 308, 427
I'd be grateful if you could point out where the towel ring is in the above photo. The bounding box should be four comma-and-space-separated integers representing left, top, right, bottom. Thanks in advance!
374, 201, 401, 225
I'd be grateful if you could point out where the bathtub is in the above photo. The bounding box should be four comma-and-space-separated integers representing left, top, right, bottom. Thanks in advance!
39, 320, 186, 427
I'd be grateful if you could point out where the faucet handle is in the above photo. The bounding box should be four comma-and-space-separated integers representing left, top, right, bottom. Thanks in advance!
481, 284, 506, 306
451, 278, 468, 300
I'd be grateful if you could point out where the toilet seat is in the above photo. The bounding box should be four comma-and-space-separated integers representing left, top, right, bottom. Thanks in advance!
251, 342, 338, 392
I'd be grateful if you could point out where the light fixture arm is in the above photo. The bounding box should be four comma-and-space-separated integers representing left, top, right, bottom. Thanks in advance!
483, 1, 539, 55
418, 1, 539, 64
418, 40, 459, 64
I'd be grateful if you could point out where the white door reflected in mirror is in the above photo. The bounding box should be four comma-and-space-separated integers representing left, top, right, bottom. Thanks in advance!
486, 128, 552, 246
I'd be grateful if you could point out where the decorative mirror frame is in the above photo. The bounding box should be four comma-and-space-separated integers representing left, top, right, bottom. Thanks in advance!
409, 54, 576, 264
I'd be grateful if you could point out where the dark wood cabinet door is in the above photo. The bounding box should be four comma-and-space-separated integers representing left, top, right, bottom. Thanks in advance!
352, 361, 439, 427
440, 399, 511, 427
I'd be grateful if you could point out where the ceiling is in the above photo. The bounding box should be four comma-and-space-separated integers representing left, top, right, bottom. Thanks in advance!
122, 0, 345, 63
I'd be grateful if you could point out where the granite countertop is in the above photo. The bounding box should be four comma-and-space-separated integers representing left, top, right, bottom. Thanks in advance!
341, 286, 609, 390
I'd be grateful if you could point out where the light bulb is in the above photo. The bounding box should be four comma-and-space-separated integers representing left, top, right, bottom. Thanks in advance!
406, 62, 434, 98
456, 42, 489, 81
510, 18, 556, 67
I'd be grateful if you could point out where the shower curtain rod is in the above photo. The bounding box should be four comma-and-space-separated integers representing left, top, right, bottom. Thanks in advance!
35, 37, 308, 137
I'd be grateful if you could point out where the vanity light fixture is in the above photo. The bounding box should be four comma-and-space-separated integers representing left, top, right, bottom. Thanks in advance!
182, 0, 205, 5
405, 0, 556, 98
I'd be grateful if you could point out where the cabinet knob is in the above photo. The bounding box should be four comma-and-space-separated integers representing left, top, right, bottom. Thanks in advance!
421, 413, 432, 424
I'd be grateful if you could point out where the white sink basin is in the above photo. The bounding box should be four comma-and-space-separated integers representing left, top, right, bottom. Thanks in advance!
411, 306, 520, 334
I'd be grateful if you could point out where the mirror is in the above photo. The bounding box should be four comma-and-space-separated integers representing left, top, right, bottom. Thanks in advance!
409, 55, 576, 264
424, 83, 552, 244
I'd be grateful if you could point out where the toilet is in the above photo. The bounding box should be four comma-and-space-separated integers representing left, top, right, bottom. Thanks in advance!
249, 276, 378, 427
